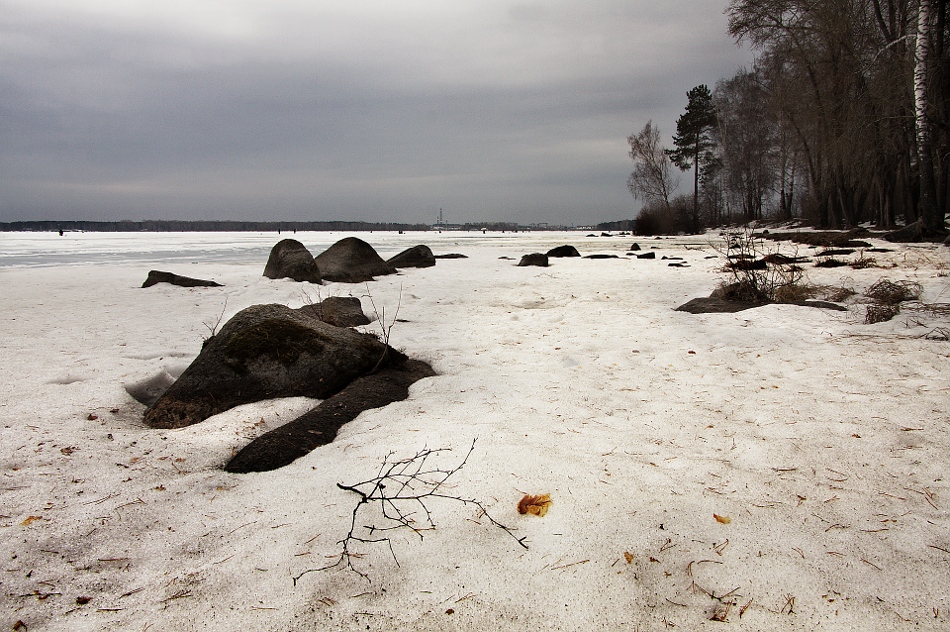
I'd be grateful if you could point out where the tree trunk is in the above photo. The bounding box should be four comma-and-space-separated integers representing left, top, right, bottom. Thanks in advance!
915, 0, 944, 232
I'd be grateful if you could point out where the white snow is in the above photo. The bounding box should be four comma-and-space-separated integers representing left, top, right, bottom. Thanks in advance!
1, 230, 949, 630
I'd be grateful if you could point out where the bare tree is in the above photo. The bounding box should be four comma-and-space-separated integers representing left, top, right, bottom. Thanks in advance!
714, 69, 777, 223
627, 121, 679, 212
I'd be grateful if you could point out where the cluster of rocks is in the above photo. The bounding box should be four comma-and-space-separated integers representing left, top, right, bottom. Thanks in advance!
134, 236, 454, 471
265, 237, 437, 284
143, 237, 444, 289
141, 300, 435, 472
513, 244, 687, 267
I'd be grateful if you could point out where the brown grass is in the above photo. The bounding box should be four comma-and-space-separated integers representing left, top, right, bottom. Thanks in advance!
864, 279, 923, 305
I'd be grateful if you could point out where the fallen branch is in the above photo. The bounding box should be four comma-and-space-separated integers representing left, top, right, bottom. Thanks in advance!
294, 439, 526, 584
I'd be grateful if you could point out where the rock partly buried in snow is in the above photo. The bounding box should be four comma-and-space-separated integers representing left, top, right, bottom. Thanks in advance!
124, 370, 177, 407
630, 243, 641, 251
143, 303, 396, 429
518, 253, 549, 267
435, 253, 468, 259
584, 254, 619, 259
263, 239, 322, 283
296, 296, 371, 327
387, 244, 436, 268
546, 245, 580, 258
314, 237, 396, 283
142, 270, 223, 288
636, 252, 656, 259
676, 284, 849, 314
225, 358, 436, 473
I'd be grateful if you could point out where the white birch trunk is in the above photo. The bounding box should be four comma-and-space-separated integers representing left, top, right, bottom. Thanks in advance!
914, 0, 940, 231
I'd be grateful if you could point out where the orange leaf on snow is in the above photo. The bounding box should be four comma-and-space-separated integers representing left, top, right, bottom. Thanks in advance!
20, 515, 43, 526
518, 493, 552, 517
624, 551, 634, 564
713, 514, 732, 524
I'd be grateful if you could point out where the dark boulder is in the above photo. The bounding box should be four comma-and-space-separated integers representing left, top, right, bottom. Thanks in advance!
142, 271, 222, 288
263, 239, 322, 283
546, 245, 581, 258
387, 244, 436, 269
726, 258, 767, 270
636, 252, 656, 259
675, 297, 759, 314
584, 254, 619, 259
314, 237, 396, 283
143, 304, 397, 429
435, 253, 468, 259
517, 253, 549, 267
296, 296, 371, 327
225, 358, 436, 473
630, 243, 641, 251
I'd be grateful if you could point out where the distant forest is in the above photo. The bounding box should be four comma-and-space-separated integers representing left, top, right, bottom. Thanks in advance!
0, 220, 431, 233
627, 0, 950, 238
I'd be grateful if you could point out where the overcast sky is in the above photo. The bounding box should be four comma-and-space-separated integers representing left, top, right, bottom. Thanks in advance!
1, 1, 752, 226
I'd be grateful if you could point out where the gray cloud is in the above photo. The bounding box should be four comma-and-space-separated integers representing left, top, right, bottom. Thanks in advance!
0, 0, 752, 225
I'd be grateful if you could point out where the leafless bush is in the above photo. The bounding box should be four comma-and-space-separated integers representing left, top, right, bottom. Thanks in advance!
716, 227, 805, 302
865, 303, 901, 324
850, 251, 878, 269
864, 279, 923, 305
820, 284, 858, 303
201, 298, 228, 347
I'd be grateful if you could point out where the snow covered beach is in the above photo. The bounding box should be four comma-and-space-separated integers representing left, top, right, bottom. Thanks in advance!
2, 230, 949, 631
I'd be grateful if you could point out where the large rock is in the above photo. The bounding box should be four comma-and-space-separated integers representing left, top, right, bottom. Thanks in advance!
546, 245, 580, 258
314, 237, 396, 283
143, 304, 397, 429
295, 296, 371, 327
517, 253, 549, 267
387, 244, 436, 268
263, 239, 322, 283
142, 271, 222, 288
225, 358, 436, 473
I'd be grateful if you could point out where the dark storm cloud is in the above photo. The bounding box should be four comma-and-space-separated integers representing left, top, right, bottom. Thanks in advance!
0, 1, 752, 225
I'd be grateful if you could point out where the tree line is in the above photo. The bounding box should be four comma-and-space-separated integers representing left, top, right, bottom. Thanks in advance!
0, 220, 431, 233
628, 0, 949, 238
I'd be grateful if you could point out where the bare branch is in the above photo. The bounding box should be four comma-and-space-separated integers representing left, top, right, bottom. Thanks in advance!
293, 440, 527, 585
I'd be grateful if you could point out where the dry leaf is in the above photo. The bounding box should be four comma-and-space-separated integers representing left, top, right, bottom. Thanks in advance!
518, 493, 552, 517
713, 514, 731, 524
623, 551, 634, 564
20, 516, 43, 526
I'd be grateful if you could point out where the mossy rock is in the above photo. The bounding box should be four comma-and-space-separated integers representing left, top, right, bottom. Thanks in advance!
143, 304, 396, 429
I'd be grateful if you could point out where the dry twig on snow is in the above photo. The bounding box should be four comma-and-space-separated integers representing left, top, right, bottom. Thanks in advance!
293, 439, 526, 584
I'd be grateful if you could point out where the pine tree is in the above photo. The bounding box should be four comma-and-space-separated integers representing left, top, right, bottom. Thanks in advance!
666, 85, 717, 232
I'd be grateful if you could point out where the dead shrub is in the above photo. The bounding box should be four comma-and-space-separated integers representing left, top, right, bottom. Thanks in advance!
866, 303, 901, 324
815, 258, 849, 268
820, 284, 858, 303
864, 279, 922, 304
773, 283, 818, 303
717, 227, 805, 303
849, 252, 878, 269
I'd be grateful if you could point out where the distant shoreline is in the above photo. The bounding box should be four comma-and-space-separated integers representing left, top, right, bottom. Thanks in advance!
0, 220, 430, 233
0, 220, 578, 233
